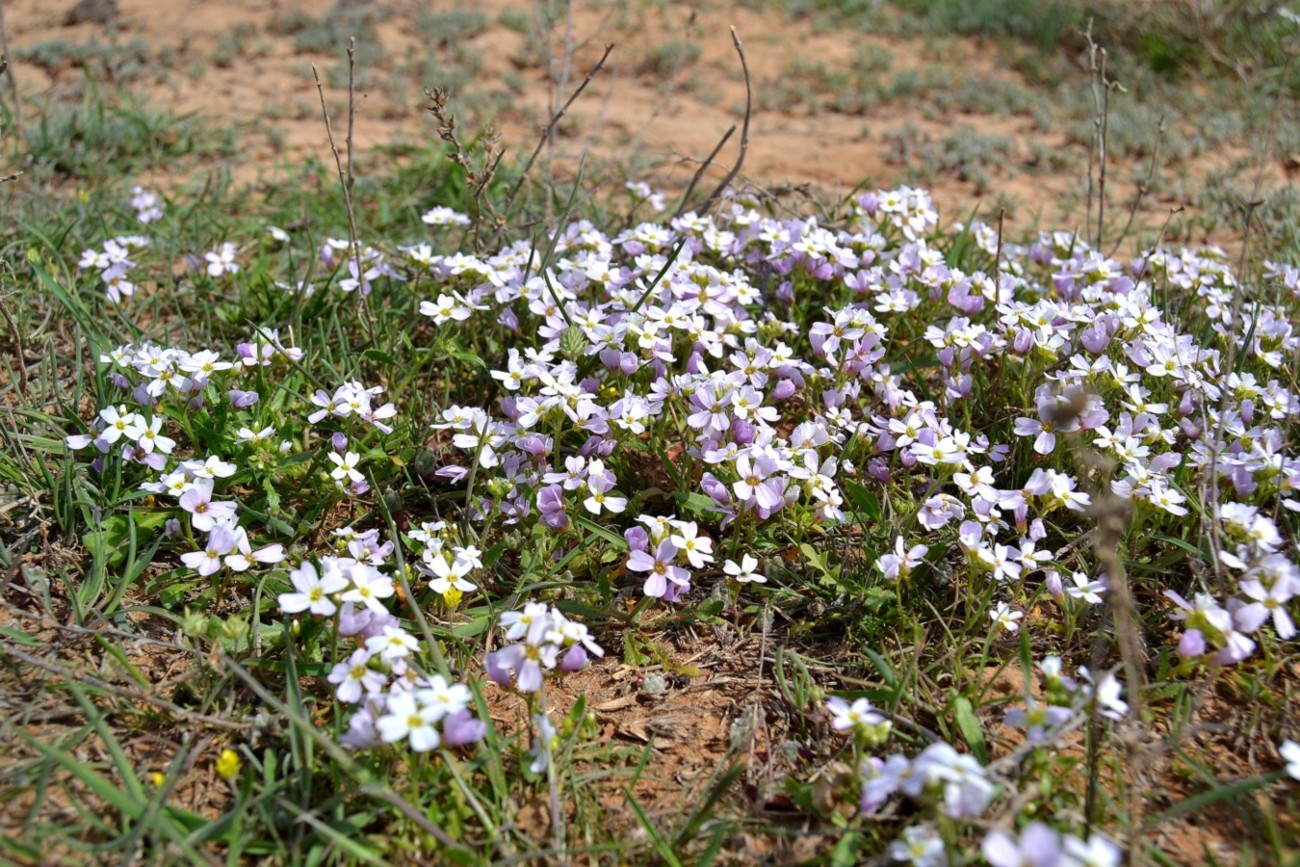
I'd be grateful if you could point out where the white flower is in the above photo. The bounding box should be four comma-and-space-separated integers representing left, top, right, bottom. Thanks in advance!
723, 554, 764, 584
329, 451, 364, 484
1066, 571, 1106, 605
889, 826, 945, 867
278, 561, 348, 616
421, 551, 478, 597
376, 691, 441, 752
366, 625, 419, 662
1280, 739, 1300, 781
204, 242, 240, 277
126, 415, 176, 455
989, 602, 1023, 633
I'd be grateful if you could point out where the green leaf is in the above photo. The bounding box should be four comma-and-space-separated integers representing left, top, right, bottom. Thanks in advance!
452, 617, 491, 638
842, 479, 881, 522
863, 649, 898, 689
0, 626, 42, 647
1145, 772, 1283, 829
952, 695, 987, 763
673, 491, 715, 516
448, 347, 486, 370
623, 787, 684, 867
575, 516, 628, 549
361, 347, 397, 366
483, 542, 507, 568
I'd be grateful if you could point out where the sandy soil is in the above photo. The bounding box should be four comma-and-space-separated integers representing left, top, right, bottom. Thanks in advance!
7, 0, 1283, 242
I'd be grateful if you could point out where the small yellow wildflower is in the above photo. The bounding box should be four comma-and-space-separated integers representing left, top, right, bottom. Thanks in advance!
215, 748, 242, 782
443, 585, 464, 609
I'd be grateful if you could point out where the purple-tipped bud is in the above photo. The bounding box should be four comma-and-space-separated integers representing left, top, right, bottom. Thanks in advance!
578, 436, 616, 458
537, 485, 569, 531
435, 465, 469, 483
484, 650, 513, 688
1177, 629, 1206, 658
731, 417, 755, 445
770, 379, 797, 402
332, 432, 349, 452
867, 457, 890, 483
662, 579, 690, 603
1044, 570, 1064, 599
559, 644, 589, 672
338, 602, 373, 637
229, 389, 260, 408
498, 307, 520, 333
700, 472, 731, 505
624, 526, 649, 552
441, 709, 487, 746
1079, 324, 1111, 354
516, 434, 551, 457
1012, 329, 1033, 355
600, 348, 623, 373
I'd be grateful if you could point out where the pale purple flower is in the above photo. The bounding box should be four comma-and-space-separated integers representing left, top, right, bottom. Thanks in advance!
627, 540, 689, 598
180, 524, 239, 577
179, 479, 237, 532
982, 822, 1063, 867
733, 453, 783, 511
441, 709, 487, 746
328, 648, 385, 703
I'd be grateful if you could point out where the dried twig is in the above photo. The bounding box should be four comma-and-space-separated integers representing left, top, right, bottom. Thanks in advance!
311, 47, 376, 345
695, 28, 752, 218
503, 42, 615, 213
425, 88, 505, 253
671, 125, 735, 220
0, 289, 27, 399
994, 207, 1006, 281
1107, 116, 1165, 259
0, 7, 19, 132
1084, 21, 1122, 251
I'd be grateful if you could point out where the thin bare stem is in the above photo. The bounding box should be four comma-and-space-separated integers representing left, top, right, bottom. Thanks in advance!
503, 43, 615, 213
1108, 116, 1165, 259
994, 207, 1006, 281
311, 57, 375, 346
671, 125, 735, 220
1096, 52, 1112, 251
696, 28, 752, 217
0, 290, 27, 399
0, 10, 19, 132
346, 38, 357, 195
